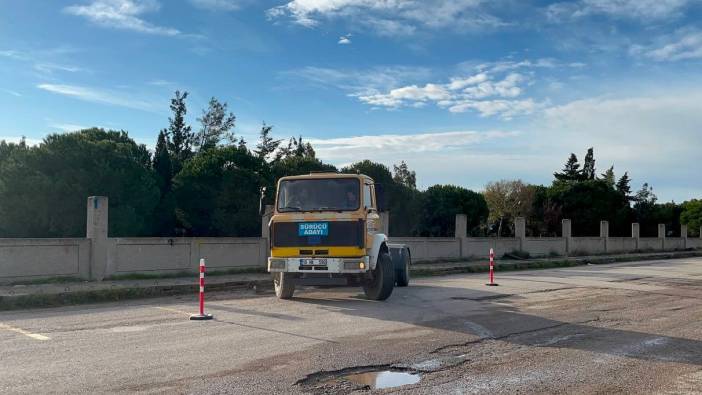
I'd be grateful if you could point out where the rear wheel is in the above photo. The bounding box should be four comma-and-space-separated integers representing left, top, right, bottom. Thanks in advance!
395, 248, 410, 287
363, 251, 395, 300
273, 272, 295, 299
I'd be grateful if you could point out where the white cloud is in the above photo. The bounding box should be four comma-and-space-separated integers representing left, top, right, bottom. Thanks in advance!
310, 130, 518, 160
357, 71, 538, 118
1, 89, 22, 97
49, 123, 90, 132
338, 34, 352, 45
189, 0, 242, 11
547, 0, 693, 21
33, 63, 87, 74
631, 28, 702, 61
0, 136, 42, 146
64, 0, 180, 36
37, 83, 160, 112
283, 65, 432, 95
266, 0, 505, 35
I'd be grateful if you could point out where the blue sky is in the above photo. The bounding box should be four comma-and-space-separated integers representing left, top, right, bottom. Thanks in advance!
1, 0, 702, 202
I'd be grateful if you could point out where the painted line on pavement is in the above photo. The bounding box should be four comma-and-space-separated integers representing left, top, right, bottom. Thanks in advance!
0, 323, 51, 341
153, 306, 191, 317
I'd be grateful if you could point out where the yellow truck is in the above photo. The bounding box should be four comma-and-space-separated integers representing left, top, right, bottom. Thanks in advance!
266, 172, 411, 300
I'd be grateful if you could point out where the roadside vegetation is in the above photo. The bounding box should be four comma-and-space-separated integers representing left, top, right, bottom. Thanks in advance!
0, 91, 699, 239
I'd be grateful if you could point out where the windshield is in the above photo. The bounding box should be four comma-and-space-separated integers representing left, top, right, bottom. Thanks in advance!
277, 178, 360, 212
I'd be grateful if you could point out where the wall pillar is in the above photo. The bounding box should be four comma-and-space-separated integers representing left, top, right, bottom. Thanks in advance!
632, 223, 640, 250
681, 224, 688, 249
86, 196, 108, 280
600, 220, 609, 252
261, 205, 273, 239
658, 224, 666, 250
455, 214, 467, 258
380, 212, 390, 236
515, 217, 526, 251
562, 219, 572, 255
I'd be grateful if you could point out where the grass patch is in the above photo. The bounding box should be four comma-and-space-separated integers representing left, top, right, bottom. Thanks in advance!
7, 276, 85, 286
105, 266, 266, 281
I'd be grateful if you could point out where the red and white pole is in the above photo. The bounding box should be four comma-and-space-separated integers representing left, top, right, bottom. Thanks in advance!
190, 258, 213, 320
486, 248, 499, 286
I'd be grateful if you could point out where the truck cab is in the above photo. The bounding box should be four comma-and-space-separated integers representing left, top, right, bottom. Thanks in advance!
267, 172, 410, 300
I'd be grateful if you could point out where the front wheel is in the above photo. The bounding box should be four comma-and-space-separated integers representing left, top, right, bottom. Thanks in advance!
395, 248, 410, 287
363, 251, 395, 301
273, 272, 295, 299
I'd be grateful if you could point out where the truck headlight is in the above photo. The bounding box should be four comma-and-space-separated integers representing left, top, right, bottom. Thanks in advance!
270, 259, 286, 269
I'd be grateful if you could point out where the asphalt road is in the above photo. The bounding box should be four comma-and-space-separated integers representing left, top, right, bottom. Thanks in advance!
3, 257, 702, 394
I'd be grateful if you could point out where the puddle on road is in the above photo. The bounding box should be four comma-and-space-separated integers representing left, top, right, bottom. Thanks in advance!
343, 370, 421, 390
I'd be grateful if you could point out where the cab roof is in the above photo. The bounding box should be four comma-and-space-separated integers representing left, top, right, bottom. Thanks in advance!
278, 172, 374, 183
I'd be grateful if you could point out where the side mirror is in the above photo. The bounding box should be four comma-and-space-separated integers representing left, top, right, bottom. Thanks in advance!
375, 183, 386, 212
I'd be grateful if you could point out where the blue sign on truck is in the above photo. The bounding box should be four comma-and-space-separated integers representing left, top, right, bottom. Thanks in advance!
298, 222, 329, 236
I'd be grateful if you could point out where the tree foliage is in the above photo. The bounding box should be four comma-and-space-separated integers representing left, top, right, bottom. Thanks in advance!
483, 179, 534, 237
194, 97, 236, 151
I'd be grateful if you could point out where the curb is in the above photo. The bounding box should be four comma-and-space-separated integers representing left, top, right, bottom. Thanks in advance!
2, 251, 700, 311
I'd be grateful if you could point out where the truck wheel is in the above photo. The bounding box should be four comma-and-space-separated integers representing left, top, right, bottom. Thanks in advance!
395, 249, 410, 287
363, 251, 395, 301
273, 273, 295, 299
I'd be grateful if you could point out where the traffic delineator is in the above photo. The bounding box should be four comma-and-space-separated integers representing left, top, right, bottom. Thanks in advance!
190, 258, 213, 320
486, 248, 499, 286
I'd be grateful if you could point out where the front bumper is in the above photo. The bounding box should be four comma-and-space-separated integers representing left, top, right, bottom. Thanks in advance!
268, 256, 370, 273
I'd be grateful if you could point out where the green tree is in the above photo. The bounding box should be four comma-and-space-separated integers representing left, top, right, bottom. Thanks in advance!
254, 122, 281, 161
194, 97, 236, 151
166, 90, 194, 172
0, 129, 160, 237
420, 184, 488, 237
681, 200, 702, 235
173, 145, 268, 236
554, 153, 582, 182
616, 172, 632, 199
601, 166, 615, 188
392, 160, 417, 189
581, 147, 596, 180
152, 130, 177, 235
483, 179, 534, 237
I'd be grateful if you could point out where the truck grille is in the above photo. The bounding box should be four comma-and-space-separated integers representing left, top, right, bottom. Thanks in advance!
272, 221, 365, 248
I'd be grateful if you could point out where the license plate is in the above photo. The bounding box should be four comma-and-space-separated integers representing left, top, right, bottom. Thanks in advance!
299, 258, 327, 266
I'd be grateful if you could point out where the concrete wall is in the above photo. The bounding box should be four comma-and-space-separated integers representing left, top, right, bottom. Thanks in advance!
1, 197, 701, 282
108, 237, 267, 276
523, 238, 567, 257
389, 237, 460, 261
0, 238, 90, 282
606, 237, 638, 253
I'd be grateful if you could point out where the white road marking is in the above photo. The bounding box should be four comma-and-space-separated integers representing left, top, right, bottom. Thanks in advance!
153, 306, 191, 317
0, 323, 50, 341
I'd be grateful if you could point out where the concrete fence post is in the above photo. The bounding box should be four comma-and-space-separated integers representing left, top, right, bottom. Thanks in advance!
515, 217, 526, 251
86, 196, 108, 280
658, 224, 666, 250
600, 220, 609, 252
261, 205, 273, 266
632, 223, 640, 250
562, 219, 572, 255
380, 212, 390, 237
261, 205, 273, 239
455, 214, 467, 258
681, 224, 688, 249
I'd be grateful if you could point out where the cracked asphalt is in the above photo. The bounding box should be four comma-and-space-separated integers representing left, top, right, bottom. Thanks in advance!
3, 257, 702, 394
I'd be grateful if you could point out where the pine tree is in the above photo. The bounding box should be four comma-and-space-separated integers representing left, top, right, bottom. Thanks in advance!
393, 161, 417, 189
153, 130, 172, 190
581, 147, 596, 180
601, 166, 615, 188
554, 153, 581, 181
616, 172, 632, 198
254, 122, 281, 161
194, 97, 236, 151
166, 90, 193, 170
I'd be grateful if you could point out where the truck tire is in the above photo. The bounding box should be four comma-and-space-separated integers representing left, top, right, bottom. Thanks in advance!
273, 273, 295, 299
363, 251, 394, 301
395, 248, 410, 287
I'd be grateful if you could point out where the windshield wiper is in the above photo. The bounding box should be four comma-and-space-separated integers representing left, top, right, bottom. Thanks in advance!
280, 206, 302, 211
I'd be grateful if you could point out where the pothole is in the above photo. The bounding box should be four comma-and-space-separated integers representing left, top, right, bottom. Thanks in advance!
343, 370, 421, 390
